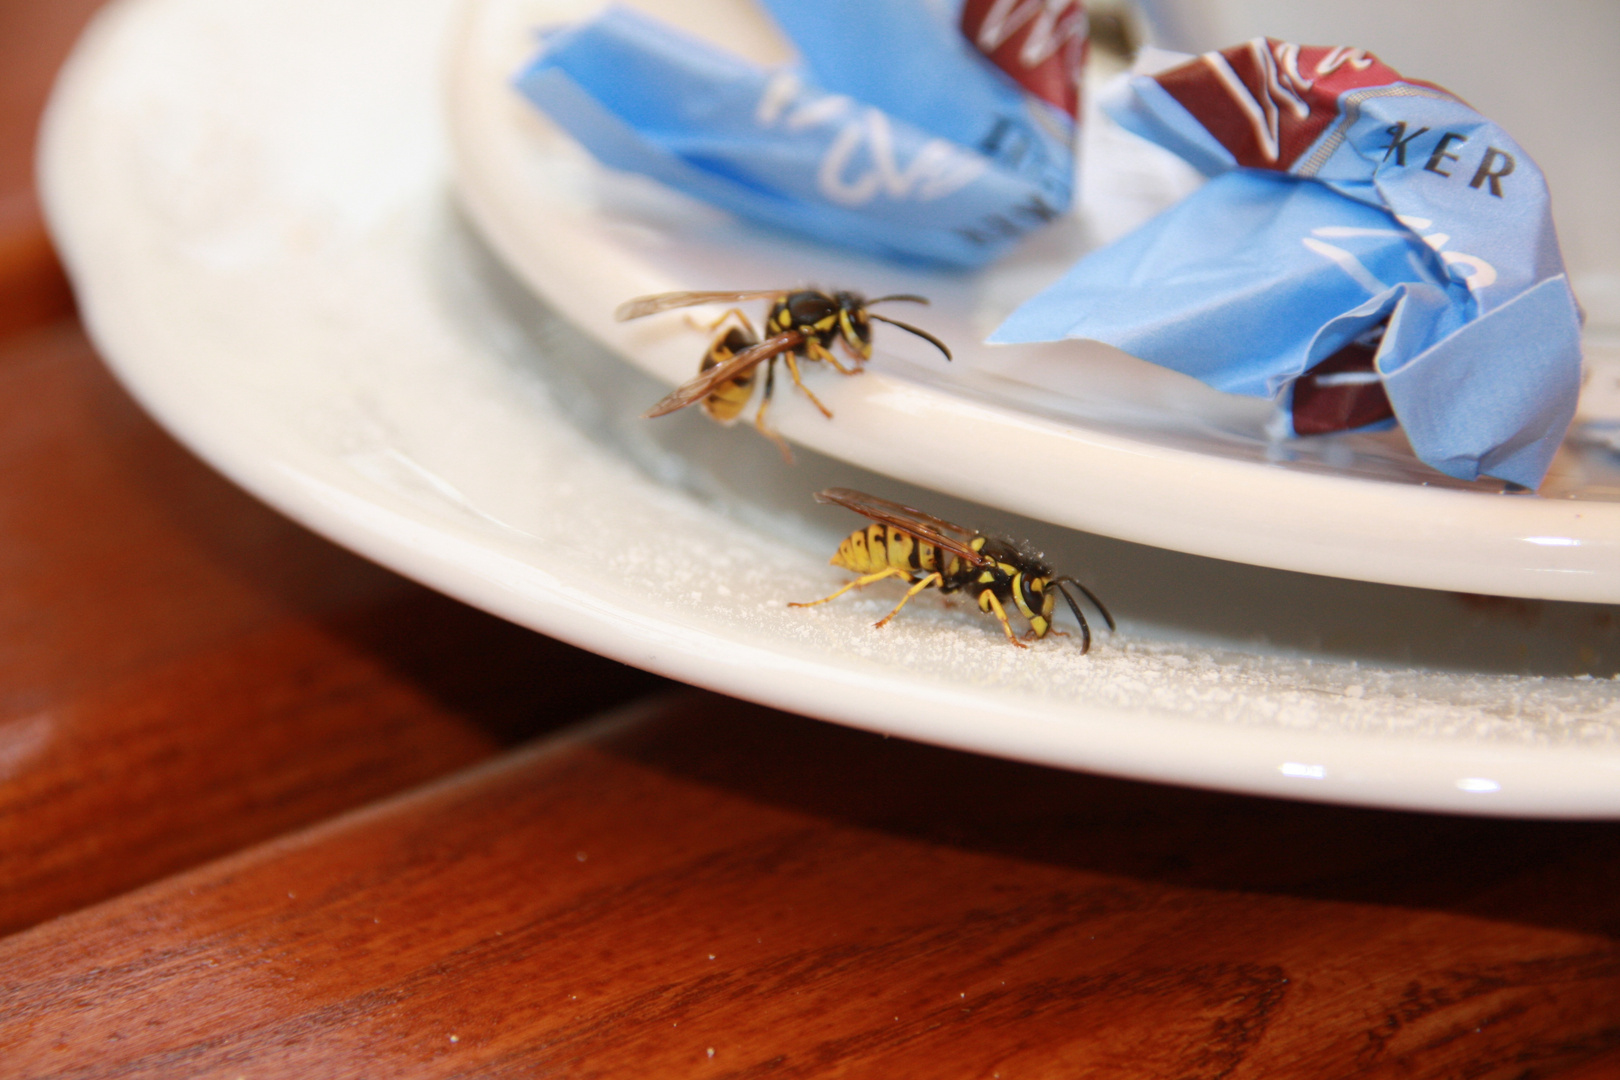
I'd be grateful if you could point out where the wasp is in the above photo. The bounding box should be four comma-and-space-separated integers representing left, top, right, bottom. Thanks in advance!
791, 488, 1115, 652
614, 289, 951, 456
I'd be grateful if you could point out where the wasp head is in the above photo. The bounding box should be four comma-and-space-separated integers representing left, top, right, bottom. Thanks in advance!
832, 291, 874, 360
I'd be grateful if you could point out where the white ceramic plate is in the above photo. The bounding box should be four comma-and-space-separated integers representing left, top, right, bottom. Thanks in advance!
42, 0, 1620, 818
449, 0, 1620, 603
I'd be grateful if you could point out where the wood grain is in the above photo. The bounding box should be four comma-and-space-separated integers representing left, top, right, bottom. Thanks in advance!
0, 321, 664, 934
2, 695, 1617, 1078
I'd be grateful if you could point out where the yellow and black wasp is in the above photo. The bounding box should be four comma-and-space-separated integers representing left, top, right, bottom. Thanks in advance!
791, 488, 1115, 652
614, 289, 951, 456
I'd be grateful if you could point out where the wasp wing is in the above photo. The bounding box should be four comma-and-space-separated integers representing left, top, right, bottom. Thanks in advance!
641, 331, 804, 418
615, 290, 788, 322
814, 488, 988, 567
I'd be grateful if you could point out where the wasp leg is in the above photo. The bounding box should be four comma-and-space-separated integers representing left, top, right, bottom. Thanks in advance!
981, 590, 1030, 649
789, 566, 910, 609
873, 572, 943, 629
808, 337, 859, 376
752, 358, 793, 463
705, 307, 758, 338
838, 335, 871, 372
782, 351, 834, 418
685, 309, 760, 348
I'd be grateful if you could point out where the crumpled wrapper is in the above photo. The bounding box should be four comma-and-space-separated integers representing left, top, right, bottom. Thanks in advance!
514, 1, 1086, 268
991, 39, 1583, 490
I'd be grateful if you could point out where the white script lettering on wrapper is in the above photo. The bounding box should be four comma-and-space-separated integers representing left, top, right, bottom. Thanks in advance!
754, 72, 990, 206
960, 0, 1086, 119
1304, 219, 1498, 293
1196, 41, 1371, 165
972, 0, 1086, 70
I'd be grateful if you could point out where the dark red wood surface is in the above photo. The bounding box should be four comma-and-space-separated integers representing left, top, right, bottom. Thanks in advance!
0, 316, 665, 936
3, 3, 1619, 1076
4, 697, 1620, 1078
0, 0, 96, 338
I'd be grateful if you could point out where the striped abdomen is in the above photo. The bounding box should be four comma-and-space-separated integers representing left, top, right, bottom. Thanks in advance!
699, 326, 758, 423
829, 525, 961, 578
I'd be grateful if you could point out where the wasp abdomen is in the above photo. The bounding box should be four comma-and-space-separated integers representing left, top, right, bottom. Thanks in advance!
698, 327, 757, 423
830, 525, 944, 575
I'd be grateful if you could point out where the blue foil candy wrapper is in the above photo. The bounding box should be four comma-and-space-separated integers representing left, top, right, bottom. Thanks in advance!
514, 2, 1086, 269
991, 40, 1583, 489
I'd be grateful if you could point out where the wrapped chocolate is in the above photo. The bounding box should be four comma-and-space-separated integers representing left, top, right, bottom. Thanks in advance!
991, 40, 1583, 490
514, 1, 1085, 268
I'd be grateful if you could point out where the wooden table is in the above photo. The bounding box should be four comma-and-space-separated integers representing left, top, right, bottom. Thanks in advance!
3, 5, 1619, 1076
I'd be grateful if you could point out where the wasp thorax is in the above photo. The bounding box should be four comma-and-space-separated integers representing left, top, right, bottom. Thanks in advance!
785, 291, 838, 327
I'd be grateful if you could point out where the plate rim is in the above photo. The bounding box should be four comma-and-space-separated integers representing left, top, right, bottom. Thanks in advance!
37, 0, 1620, 820
447, 0, 1620, 604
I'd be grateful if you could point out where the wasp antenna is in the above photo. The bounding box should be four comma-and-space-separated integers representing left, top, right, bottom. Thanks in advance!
865, 293, 931, 307
868, 313, 952, 361
1054, 576, 1116, 633
1052, 582, 1093, 654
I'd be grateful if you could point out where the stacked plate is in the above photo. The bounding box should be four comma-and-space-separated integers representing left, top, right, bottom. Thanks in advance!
42, 0, 1620, 816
